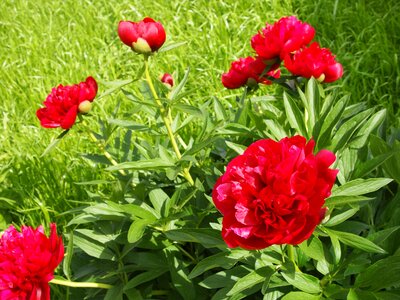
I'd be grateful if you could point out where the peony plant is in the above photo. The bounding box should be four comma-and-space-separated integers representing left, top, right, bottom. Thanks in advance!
3, 14, 396, 300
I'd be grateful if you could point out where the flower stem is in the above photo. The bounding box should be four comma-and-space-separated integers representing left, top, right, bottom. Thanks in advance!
286, 245, 301, 272
143, 57, 194, 186
50, 278, 113, 289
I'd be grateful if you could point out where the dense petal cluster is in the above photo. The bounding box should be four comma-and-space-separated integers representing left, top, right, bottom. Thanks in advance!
212, 136, 338, 250
118, 17, 166, 54
36, 76, 98, 129
222, 57, 280, 89
251, 16, 315, 61
284, 42, 344, 83
222, 16, 343, 88
161, 73, 174, 87
0, 224, 64, 300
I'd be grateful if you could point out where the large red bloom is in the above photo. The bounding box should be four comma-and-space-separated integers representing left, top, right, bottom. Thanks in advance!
212, 136, 338, 250
251, 16, 315, 61
36, 76, 98, 129
222, 56, 280, 89
0, 223, 64, 300
118, 17, 166, 54
284, 42, 343, 83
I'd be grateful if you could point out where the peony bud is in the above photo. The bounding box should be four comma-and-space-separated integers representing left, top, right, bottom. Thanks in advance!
161, 73, 174, 87
78, 100, 92, 114
118, 18, 166, 54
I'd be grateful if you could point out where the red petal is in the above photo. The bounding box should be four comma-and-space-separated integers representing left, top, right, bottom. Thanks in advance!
60, 105, 78, 129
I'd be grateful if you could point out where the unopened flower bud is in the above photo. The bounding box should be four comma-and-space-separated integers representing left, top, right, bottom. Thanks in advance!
161, 73, 174, 88
78, 100, 92, 114
132, 38, 152, 54
317, 73, 325, 83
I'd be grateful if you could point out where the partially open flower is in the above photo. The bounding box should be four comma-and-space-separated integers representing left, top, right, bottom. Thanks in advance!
284, 42, 343, 83
222, 56, 280, 89
212, 136, 338, 250
36, 76, 98, 129
118, 17, 166, 54
251, 16, 315, 61
0, 223, 64, 300
161, 73, 174, 87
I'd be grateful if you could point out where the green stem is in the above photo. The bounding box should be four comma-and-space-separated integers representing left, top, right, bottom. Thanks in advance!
50, 279, 113, 289
143, 57, 194, 186
286, 245, 301, 272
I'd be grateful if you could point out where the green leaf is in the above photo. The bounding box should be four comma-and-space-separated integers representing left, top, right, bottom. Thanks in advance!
325, 195, 373, 207
283, 92, 308, 138
158, 41, 187, 53
331, 108, 373, 152
183, 137, 219, 156
263, 119, 288, 140
263, 290, 285, 300
149, 188, 170, 216
199, 266, 250, 289
348, 109, 386, 149
370, 135, 400, 184
225, 141, 246, 155
298, 235, 325, 261
170, 68, 190, 101
62, 231, 74, 280
281, 291, 321, 300
83, 203, 126, 218
124, 203, 158, 221
324, 208, 359, 227
352, 152, 394, 179
330, 234, 341, 264
75, 229, 119, 244
324, 228, 386, 254
41, 129, 69, 157
316, 95, 349, 149
73, 232, 117, 261
98, 79, 135, 100
281, 271, 321, 294
173, 103, 203, 117
188, 249, 250, 279
106, 158, 175, 171
213, 97, 228, 121
355, 255, 400, 291
127, 219, 153, 243
299, 77, 320, 132
368, 226, 400, 245
164, 228, 225, 248
331, 178, 392, 196
105, 283, 124, 300
123, 268, 168, 290
164, 245, 196, 299
107, 119, 152, 131
227, 267, 274, 296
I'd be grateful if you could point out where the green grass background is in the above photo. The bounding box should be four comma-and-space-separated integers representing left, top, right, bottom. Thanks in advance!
0, 0, 399, 227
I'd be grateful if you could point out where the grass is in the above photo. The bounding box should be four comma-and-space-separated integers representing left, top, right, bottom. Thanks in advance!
0, 0, 399, 229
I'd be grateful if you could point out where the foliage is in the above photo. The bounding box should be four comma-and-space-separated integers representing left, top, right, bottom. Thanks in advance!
0, 0, 399, 299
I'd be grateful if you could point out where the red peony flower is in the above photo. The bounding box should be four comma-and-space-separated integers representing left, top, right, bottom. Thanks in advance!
284, 42, 343, 83
118, 17, 166, 54
161, 73, 174, 87
36, 76, 98, 130
222, 56, 280, 89
251, 16, 315, 61
212, 136, 338, 250
0, 223, 64, 300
